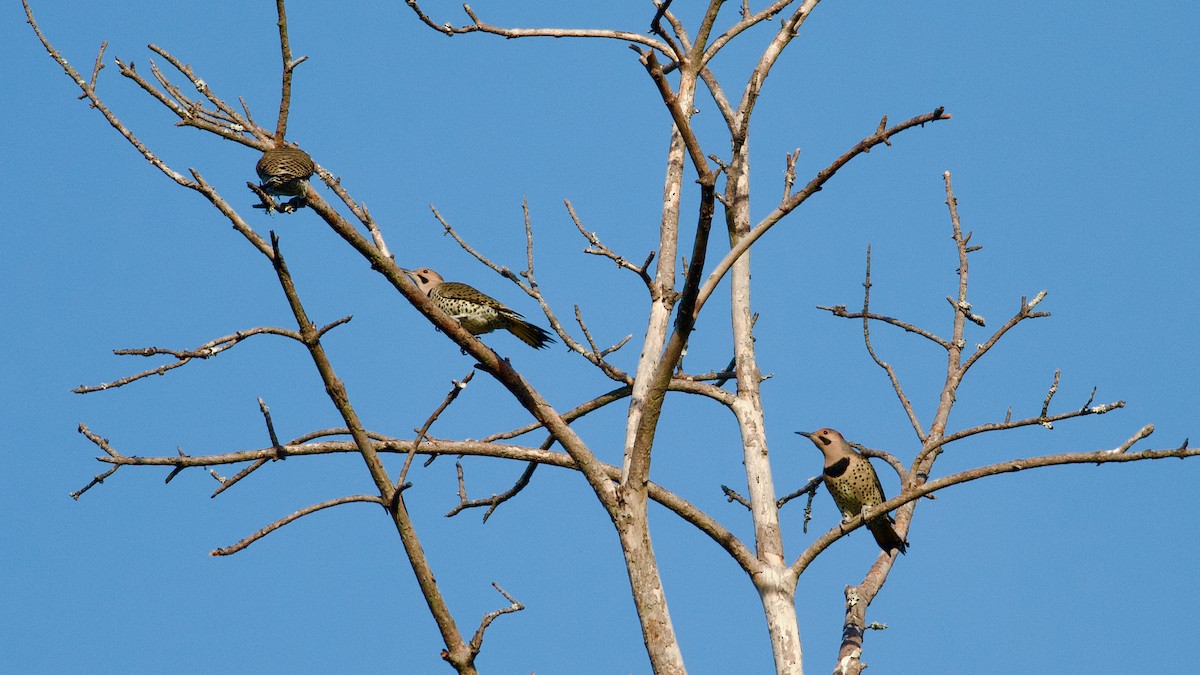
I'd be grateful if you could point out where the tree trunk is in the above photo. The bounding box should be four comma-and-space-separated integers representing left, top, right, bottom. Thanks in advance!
615, 488, 687, 674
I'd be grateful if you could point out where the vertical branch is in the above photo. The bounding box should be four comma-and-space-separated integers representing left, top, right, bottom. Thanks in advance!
832, 172, 972, 673
729, 0, 821, 143
916, 171, 972, 477
620, 86, 693, 482
725, 102, 802, 674
626, 180, 716, 490
859, 246, 925, 439
273, 0, 299, 142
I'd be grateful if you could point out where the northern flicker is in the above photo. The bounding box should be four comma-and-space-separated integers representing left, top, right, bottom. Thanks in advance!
797, 428, 907, 555
404, 267, 556, 350
255, 145, 315, 199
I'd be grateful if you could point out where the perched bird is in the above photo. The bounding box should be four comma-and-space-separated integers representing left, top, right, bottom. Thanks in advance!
404, 267, 556, 350
255, 145, 315, 199
797, 428, 907, 555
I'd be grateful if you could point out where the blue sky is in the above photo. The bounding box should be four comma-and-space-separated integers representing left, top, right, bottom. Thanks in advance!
4, 2, 1198, 673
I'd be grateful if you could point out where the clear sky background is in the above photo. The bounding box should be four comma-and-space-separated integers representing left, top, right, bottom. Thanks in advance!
4, 2, 1198, 674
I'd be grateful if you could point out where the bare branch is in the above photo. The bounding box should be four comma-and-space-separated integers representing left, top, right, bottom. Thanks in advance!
775, 475, 822, 510
791, 430, 1198, 580
78, 427, 757, 572
146, 44, 254, 135
69, 464, 120, 500
782, 148, 800, 200
704, 0, 803, 66
429, 205, 519, 285
466, 583, 525, 659
567, 199, 654, 290
272, 0, 302, 142
816, 304, 949, 348
77, 423, 120, 459
401, 370, 477, 484
940, 398, 1126, 448
447, 460, 539, 523
721, 484, 752, 509
206, 398, 288, 498
73, 325, 311, 393
401, 2, 673, 56
209, 458, 269, 498
694, 108, 951, 320
81, 41, 107, 103
1040, 369, 1061, 423
635, 48, 714, 182
959, 291, 1051, 375
211, 494, 385, 556
857, 245, 925, 439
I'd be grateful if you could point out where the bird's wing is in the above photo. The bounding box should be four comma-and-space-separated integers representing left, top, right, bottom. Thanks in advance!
867, 458, 892, 514
437, 282, 518, 314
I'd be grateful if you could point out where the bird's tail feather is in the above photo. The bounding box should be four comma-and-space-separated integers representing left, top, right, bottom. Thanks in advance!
505, 317, 556, 349
868, 517, 908, 555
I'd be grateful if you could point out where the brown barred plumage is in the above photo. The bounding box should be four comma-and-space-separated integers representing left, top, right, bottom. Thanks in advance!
405, 267, 555, 350
256, 146, 315, 198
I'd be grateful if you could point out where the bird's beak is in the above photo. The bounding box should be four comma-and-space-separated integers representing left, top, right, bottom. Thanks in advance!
795, 431, 813, 440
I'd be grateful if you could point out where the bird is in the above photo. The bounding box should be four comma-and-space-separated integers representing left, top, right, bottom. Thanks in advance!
403, 267, 556, 350
796, 428, 907, 555
255, 145, 315, 199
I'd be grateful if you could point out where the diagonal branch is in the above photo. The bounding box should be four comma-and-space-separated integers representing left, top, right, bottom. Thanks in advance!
635, 48, 715, 183
567, 199, 654, 291
211, 494, 386, 556
693, 108, 952, 321
790, 427, 1195, 581
447, 459, 539, 523
400, 370, 477, 485
466, 583, 524, 660
857, 245, 925, 438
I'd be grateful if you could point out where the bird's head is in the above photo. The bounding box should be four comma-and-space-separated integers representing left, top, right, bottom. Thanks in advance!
402, 267, 444, 296
796, 427, 852, 463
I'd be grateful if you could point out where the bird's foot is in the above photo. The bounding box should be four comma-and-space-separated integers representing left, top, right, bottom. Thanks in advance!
278, 197, 307, 214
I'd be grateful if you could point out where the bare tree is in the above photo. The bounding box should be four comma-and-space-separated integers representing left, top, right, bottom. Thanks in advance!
27, 2, 1197, 673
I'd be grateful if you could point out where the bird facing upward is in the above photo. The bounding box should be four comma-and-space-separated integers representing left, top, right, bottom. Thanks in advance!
256, 145, 315, 198
797, 427, 907, 555
404, 267, 556, 350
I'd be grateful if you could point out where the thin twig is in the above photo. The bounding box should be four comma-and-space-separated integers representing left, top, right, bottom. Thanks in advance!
211, 495, 385, 556
693, 108, 952, 320
73, 325, 313, 393
466, 583, 525, 658
566, 199, 654, 290
401, 1, 672, 55
210, 458, 268, 498
1040, 369, 1062, 424
446, 460, 540, 523
400, 371, 476, 485
721, 485, 751, 509
857, 245, 925, 439
791, 431, 1196, 580
80, 41, 107, 104
815, 304, 949, 348
776, 475, 822, 510
69, 464, 120, 500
